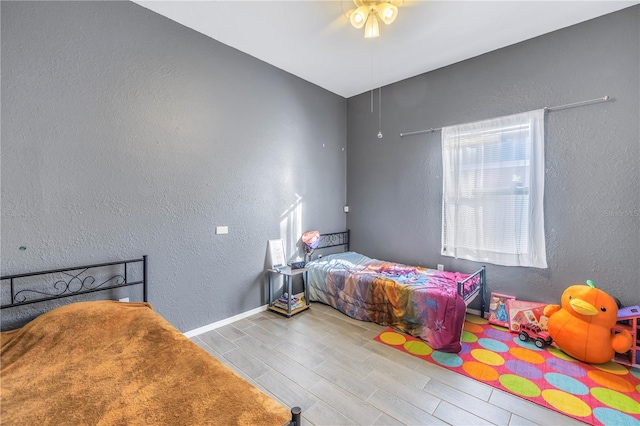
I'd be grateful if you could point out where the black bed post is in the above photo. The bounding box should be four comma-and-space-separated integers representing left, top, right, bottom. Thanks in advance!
143, 255, 148, 303
346, 229, 350, 251
480, 265, 487, 319
289, 406, 301, 425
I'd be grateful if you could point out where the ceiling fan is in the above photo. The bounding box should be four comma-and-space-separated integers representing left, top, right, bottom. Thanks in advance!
344, 0, 405, 38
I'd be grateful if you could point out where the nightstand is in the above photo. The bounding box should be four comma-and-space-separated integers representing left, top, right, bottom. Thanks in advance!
266, 267, 309, 317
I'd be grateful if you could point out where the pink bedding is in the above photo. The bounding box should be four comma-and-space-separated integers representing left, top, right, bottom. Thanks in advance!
306, 252, 480, 352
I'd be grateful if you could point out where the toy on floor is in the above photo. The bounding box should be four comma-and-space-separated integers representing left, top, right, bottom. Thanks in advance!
517, 323, 552, 349
543, 280, 633, 364
496, 301, 508, 323
487, 293, 514, 328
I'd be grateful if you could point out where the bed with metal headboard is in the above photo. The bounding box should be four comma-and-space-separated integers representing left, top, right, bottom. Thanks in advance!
0, 257, 301, 425
1, 257, 149, 330
304, 231, 486, 353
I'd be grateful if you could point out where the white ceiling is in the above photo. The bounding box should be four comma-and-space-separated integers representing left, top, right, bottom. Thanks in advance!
134, 1, 638, 98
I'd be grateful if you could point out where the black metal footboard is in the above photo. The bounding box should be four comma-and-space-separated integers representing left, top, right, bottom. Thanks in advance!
457, 265, 486, 319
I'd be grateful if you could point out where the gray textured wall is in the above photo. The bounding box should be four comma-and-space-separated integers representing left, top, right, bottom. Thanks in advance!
347, 6, 639, 308
1, 1, 347, 331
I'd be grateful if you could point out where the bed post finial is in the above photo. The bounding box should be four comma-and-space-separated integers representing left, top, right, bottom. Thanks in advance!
289, 406, 301, 425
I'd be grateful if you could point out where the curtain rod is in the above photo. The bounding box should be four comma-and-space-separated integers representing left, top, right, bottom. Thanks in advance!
399, 95, 610, 138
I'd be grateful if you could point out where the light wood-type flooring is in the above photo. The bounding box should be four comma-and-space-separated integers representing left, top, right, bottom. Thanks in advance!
191, 302, 586, 425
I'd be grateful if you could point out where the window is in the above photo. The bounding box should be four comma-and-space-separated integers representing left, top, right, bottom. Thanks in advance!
441, 109, 547, 268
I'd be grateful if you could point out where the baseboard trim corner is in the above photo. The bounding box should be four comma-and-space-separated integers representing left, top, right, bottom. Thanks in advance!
466, 307, 483, 317
184, 304, 268, 338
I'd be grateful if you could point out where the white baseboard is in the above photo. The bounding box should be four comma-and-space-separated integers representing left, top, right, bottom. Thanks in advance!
185, 305, 484, 337
184, 304, 268, 338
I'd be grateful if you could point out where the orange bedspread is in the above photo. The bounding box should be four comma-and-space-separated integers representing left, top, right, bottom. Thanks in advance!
1, 301, 290, 425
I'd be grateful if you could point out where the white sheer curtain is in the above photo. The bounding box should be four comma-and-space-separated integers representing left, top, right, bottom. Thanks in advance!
441, 109, 547, 268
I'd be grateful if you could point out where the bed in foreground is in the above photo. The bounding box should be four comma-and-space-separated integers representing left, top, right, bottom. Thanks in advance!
1, 257, 298, 425
305, 232, 486, 353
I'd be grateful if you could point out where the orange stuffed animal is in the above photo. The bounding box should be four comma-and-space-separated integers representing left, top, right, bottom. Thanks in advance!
543, 280, 633, 364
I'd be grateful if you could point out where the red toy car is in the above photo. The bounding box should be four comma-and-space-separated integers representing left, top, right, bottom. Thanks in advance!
518, 323, 553, 349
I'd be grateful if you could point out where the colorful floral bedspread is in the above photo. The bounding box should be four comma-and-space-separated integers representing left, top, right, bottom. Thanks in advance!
306, 252, 477, 352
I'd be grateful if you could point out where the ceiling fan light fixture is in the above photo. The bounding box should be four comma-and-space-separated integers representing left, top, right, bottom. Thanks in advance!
377, 3, 398, 25
364, 13, 380, 38
350, 5, 369, 29
349, 1, 400, 38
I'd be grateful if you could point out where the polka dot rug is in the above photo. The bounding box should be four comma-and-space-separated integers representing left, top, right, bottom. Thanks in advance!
374, 315, 640, 426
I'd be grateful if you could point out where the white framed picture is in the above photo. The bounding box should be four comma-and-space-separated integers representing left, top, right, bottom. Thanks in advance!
267, 239, 286, 268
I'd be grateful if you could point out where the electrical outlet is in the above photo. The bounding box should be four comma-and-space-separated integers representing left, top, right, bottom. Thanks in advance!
437, 264, 444, 271
119, 297, 129, 302
215, 226, 229, 235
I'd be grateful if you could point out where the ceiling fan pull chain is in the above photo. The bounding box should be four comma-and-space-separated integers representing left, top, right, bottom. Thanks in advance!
377, 86, 383, 139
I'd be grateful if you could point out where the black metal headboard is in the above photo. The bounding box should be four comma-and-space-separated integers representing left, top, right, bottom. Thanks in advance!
0, 256, 148, 309
305, 231, 350, 261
